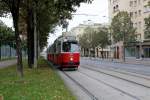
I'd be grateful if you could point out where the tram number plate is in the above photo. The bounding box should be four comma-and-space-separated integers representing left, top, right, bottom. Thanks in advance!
68, 62, 74, 65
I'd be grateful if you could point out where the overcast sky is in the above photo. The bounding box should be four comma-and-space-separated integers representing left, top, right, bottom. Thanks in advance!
48, 0, 108, 45
0, 0, 108, 46
68, 0, 108, 30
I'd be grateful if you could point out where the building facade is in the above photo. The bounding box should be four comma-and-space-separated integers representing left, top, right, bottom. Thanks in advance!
108, 0, 150, 59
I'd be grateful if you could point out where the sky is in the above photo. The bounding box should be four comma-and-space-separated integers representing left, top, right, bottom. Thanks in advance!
68, 0, 108, 30
48, 0, 108, 45
0, 0, 108, 47
0, 15, 13, 28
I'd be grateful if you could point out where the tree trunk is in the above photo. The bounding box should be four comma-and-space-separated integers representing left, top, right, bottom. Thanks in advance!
12, 10, 23, 77
27, 1, 34, 68
37, 29, 40, 59
0, 41, 1, 60
9, 44, 11, 58
97, 48, 99, 57
101, 48, 104, 59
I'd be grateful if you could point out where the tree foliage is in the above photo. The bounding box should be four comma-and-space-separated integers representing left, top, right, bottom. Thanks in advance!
21, 0, 93, 50
79, 27, 95, 49
0, 20, 15, 44
96, 27, 110, 49
79, 27, 110, 51
111, 11, 136, 43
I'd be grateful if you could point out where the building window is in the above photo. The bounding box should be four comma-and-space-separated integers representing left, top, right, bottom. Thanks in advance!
145, 30, 150, 39
113, 6, 116, 12
130, 1, 133, 7
130, 12, 133, 17
134, 11, 137, 17
113, 0, 118, 4
113, 5, 119, 13
138, 21, 141, 28
144, 48, 150, 58
136, 34, 141, 41
134, 0, 137, 7
109, 0, 112, 4
134, 22, 137, 28
138, 0, 141, 5
131, 22, 133, 26
138, 10, 141, 16
144, 6, 150, 13
116, 5, 119, 9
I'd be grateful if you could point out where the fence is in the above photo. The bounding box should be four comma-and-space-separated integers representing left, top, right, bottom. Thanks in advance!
0, 44, 27, 61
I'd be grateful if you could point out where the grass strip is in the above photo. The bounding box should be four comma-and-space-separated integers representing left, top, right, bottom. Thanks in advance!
0, 58, 76, 100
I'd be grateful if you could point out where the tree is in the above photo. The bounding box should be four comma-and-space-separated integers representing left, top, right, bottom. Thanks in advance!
111, 11, 136, 61
0, 0, 23, 77
96, 27, 110, 58
79, 27, 96, 57
79, 27, 91, 56
0, 20, 15, 60
79, 27, 110, 57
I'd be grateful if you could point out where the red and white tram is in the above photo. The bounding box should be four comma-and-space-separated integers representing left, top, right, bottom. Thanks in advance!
47, 35, 80, 70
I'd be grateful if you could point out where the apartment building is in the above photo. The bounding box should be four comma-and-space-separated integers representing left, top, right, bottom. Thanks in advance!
108, 0, 150, 59
66, 21, 108, 40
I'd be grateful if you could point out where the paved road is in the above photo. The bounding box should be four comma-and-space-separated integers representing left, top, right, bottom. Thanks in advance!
82, 57, 150, 66
57, 58, 150, 100
0, 59, 17, 69
81, 58, 150, 76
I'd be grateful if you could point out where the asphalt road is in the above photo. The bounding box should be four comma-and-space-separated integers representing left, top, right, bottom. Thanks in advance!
0, 59, 17, 69
81, 58, 150, 76
57, 58, 150, 100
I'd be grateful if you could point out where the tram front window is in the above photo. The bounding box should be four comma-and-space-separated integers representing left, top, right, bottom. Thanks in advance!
63, 42, 79, 52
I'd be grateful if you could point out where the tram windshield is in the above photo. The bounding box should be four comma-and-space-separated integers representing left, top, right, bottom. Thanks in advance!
62, 42, 79, 52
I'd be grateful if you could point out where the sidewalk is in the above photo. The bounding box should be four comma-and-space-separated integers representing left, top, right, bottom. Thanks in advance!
82, 57, 150, 66
0, 59, 17, 69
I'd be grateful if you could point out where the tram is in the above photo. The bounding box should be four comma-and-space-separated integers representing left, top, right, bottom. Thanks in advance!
47, 35, 80, 70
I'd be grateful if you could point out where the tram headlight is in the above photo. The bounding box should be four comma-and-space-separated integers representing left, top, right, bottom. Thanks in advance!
70, 57, 73, 61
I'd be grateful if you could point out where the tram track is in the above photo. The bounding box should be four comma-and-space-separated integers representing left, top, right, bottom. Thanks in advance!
62, 71, 99, 100
81, 65, 150, 88
77, 69, 141, 100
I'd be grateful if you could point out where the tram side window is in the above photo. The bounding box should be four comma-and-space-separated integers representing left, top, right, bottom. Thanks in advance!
57, 42, 61, 53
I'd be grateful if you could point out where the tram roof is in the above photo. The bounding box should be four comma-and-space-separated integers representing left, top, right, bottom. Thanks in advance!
56, 35, 77, 42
